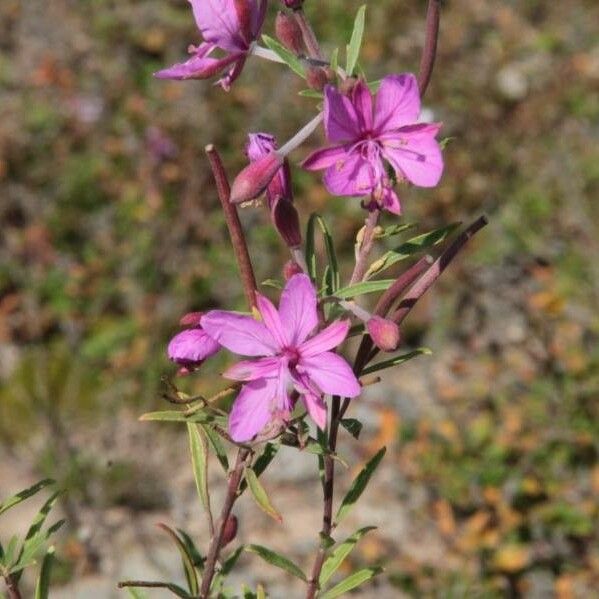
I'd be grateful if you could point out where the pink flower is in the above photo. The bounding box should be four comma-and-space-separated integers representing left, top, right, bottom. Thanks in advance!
302, 74, 444, 214
167, 312, 221, 373
155, 0, 267, 91
201, 274, 361, 442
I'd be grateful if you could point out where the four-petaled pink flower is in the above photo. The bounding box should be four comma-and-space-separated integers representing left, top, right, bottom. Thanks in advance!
201, 274, 361, 442
303, 73, 444, 214
155, 0, 267, 91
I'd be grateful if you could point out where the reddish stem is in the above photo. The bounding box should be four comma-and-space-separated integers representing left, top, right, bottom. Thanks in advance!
417, 0, 441, 97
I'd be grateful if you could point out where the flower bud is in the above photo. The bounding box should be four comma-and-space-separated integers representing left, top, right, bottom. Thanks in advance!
179, 311, 203, 327
230, 151, 283, 204
306, 67, 328, 91
281, 0, 304, 9
367, 316, 400, 352
221, 514, 238, 547
272, 197, 302, 248
275, 11, 304, 54
283, 260, 304, 280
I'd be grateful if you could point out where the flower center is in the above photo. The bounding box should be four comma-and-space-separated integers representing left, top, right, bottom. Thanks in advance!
282, 346, 300, 368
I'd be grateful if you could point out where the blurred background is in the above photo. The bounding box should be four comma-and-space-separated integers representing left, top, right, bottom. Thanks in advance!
1, 0, 598, 596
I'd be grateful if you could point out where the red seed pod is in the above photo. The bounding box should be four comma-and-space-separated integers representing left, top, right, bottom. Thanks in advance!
281, 0, 304, 9
221, 514, 238, 547
230, 151, 283, 204
367, 316, 401, 352
275, 11, 304, 54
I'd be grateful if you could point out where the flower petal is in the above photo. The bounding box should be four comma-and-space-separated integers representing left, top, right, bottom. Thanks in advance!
351, 79, 373, 132
167, 328, 220, 364
323, 84, 361, 143
302, 393, 327, 430
374, 73, 420, 133
228, 378, 277, 442
154, 48, 239, 81
299, 320, 350, 358
299, 352, 361, 398
223, 356, 282, 381
379, 185, 402, 214
278, 274, 318, 345
382, 123, 443, 187
201, 310, 277, 356
323, 152, 377, 197
191, 0, 247, 52
256, 292, 287, 348
302, 145, 348, 172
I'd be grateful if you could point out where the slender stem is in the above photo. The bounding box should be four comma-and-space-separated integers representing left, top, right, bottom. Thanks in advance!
4, 576, 22, 599
417, 0, 441, 97
205, 145, 258, 309
200, 448, 251, 598
278, 112, 323, 156
292, 8, 323, 60
349, 209, 380, 286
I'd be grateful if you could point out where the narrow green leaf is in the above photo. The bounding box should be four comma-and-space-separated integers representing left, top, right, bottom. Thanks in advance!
3, 536, 19, 569
330, 47, 339, 73
119, 581, 192, 598
365, 223, 461, 279
187, 424, 210, 512
245, 468, 282, 523
340, 418, 363, 440
334, 279, 395, 300
245, 545, 306, 581
34, 546, 55, 599
262, 35, 305, 78
202, 425, 229, 472
261, 278, 283, 289
346, 5, 367, 76
157, 523, 199, 596
176, 529, 204, 570
319, 527, 376, 585
219, 545, 245, 578
299, 89, 324, 99
367, 79, 381, 92
252, 443, 279, 479
139, 410, 222, 424
335, 448, 386, 524
126, 590, 149, 599
375, 223, 417, 239
12, 520, 65, 574
305, 213, 339, 293
320, 566, 383, 599
0, 480, 55, 517
361, 348, 432, 376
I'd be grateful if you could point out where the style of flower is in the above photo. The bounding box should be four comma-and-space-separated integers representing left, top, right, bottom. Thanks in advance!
302, 73, 444, 214
167, 312, 221, 374
201, 274, 361, 442
155, 0, 267, 91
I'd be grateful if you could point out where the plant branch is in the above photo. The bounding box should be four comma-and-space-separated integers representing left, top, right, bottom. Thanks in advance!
4, 576, 22, 599
205, 145, 258, 309
417, 0, 441, 97
349, 209, 381, 286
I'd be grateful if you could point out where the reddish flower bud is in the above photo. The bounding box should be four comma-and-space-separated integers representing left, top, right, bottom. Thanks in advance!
272, 197, 302, 248
281, 0, 304, 9
221, 514, 238, 547
306, 67, 329, 91
275, 11, 304, 54
283, 260, 304, 280
367, 316, 400, 352
179, 311, 203, 327
230, 151, 284, 204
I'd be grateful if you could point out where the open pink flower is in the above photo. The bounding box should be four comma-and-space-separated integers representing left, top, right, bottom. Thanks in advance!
167, 312, 221, 373
201, 274, 361, 442
155, 0, 267, 91
302, 73, 443, 214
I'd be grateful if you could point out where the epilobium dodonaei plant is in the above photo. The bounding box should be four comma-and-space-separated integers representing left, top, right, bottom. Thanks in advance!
120, 2, 488, 597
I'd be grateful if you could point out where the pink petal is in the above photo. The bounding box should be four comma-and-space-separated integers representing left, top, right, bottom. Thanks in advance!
323, 85, 361, 143
379, 185, 402, 214
167, 328, 220, 364
223, 356, 282, 381
278, 274, 318, 345
154, 49, 239, 81
256, 292, 287, 348
299, 352, 361, 398
191, 0, 247, 52
201, 310, 277, 356
302, 393, 327, 430
323, 152, 377, 197
302, 145, 348, 171
299, 320, 350, 358
228, 378, 276, 442
351, 79, 373, 132
382, 123, 443, 187
374, 73, 421, 133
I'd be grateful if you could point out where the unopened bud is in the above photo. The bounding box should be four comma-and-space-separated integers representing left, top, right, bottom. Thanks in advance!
230, 151, 283, 204
222, 514, 238, 547
283, 260, 304, 280
272, 197, 302, 248
367, 316, 400, 352
281, 0, 303, 9
306, 67, 328, 91
275, 11, 304, 54
179, 311, 203, 327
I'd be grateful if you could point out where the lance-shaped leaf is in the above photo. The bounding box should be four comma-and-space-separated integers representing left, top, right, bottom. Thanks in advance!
118, 581, 192, 598
157, 523, 199, 597
262, 34, 305, 78
340, 419, 363, 440
0, 479, 55, 517
374, 223, 416, 239
320, 566, 383, 599
335, 448, 386, 524
176, 529, 204, 571
34, 546, 55, 599
187, 424, 210, 513
240, 443, 278, 494
202, 425, 229, 472
365, 223, 461, 279
319, 527, 377, 586
245, 545, 306, 581
361, 348, 432, 376
244, 468, 282, 523
126, 589, 149, 599
334, 279, 395, 300
139, 410, 224, 425
10, 519, 65, 574
305, 213, 339, 293
346, 5, 367, 76
299, 89, 324, 99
